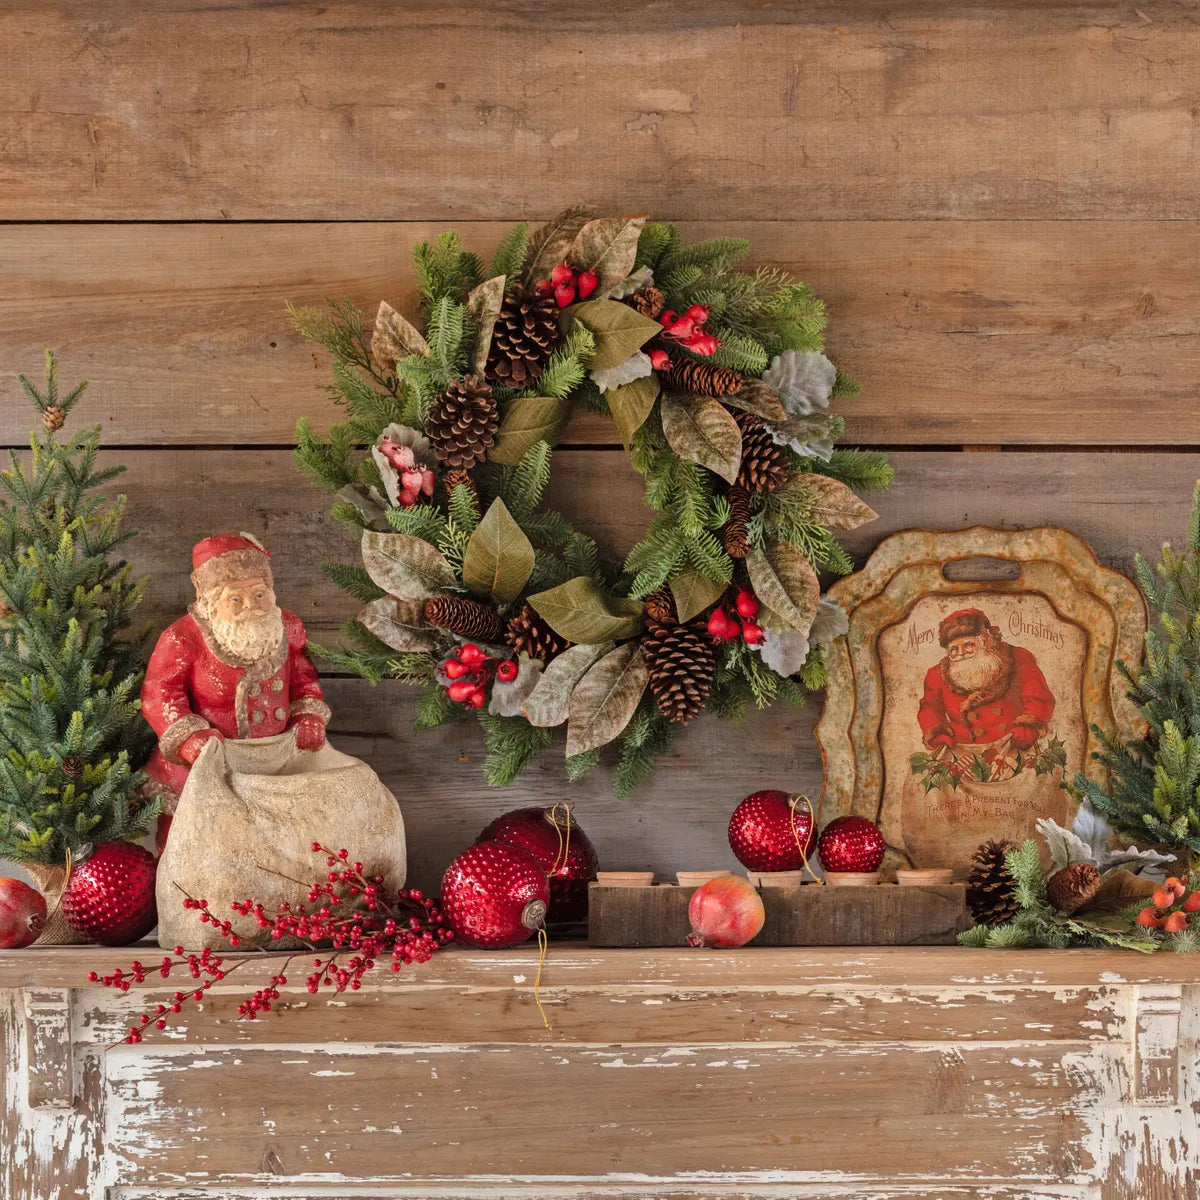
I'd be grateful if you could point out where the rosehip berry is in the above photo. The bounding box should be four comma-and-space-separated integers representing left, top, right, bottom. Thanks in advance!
467, 687, 487, 709
443, 657, 469, 680
447, 679, 477, 704
1164, 877, 1188, 900
683, 303, 710, 325
1152, 886, 1175, 910
1136, 906, 1163, 928
496, 659, 519, 683
459, 644, 486, 667
1163, 910, 1191, 933
550, 262, 575, 287
535, 279, 554, 296
400, 467, 424, 493
1184, 891, 1200, 913
707, 608, 737, 642
741, 621, 765, 646
735, 589, 759, 619
576, 269, 599, 299
554, 282, 577, 308
648, 349, 671, 371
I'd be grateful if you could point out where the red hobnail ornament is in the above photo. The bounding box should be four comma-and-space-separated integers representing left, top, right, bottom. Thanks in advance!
476, 806, 598, 925
0, 878, 48, 948
817, 816, 886, 874
727, 790, 817, 872
440, 841, 550, 949
62, 841, 158, 945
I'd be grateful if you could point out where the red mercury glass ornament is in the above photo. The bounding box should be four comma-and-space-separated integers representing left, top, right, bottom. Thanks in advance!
440, 841, 550, 949
62, 841, 158, 945
817, 816, 887, 874
727, 790, 817, 873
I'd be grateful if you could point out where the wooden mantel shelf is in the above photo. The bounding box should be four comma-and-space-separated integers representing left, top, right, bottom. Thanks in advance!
3, 945, 1199, 1199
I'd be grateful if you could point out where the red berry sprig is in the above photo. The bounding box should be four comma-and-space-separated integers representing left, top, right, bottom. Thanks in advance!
707, 587, 765, 647
442, 643, 519, 710
536, 261, 599, 308
86, 844, 453, 1044
656, 304, 720, 357
1135, 876, 1200, 934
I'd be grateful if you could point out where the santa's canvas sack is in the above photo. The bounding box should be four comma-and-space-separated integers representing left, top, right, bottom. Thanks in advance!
157, 730, 406, 950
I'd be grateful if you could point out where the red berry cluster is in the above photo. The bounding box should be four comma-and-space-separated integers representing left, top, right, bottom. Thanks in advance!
649, 304, 720, 362
536, 261, 599, 309
86, 844, 452, 1044
443, 642, 518, 710
707, 587, 764, 646
1135, 876, 1200, 934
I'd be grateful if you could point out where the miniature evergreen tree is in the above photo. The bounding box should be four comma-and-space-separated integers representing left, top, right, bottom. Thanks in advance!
0, 352, 155, 864
1074, 483, 1200, 868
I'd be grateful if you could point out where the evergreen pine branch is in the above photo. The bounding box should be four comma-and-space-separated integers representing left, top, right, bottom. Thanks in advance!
478, 713, 553, 786
490, 222, 531, 279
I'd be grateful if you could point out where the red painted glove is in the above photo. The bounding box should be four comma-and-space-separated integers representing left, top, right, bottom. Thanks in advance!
179, 728, 224, 765
1010, 725, 1040, 752
292, 715, 327, 752
927, 732, 954, 751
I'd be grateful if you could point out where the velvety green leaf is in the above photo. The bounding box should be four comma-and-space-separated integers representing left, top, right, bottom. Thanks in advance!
660, 393, 743, 484
524, 207, 595, 284
467, 274, 507, 377
371, 300, 429, 368
1085, 868, 1159, 913
569, 299, 662, 371
462, 497, 535, 607
566, 642, 649, 757
522, 641, 613, 728
361, 529, 456, 601
568, 216, 646, 296
607, 374, 660, 447
670, 567, 727, 624
746, 541, 820, 635
357, 597, 437, 652
528, 576, 644, 644
489, 395, 570, 465
723, 378, 787, 424
791, 473, 878, 531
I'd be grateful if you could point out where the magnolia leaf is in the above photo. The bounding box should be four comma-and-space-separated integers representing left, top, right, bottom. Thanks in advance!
660, 393, 742, 484
607, 374, 660, 447
522, 641, 613, 728
372, 300, 429, 369
670, 567, 726, 624
569, 216, 646, 297
463, 497, 535, 606
357, 597, 436, 652
467, 274, 507, 377
790, 473, 878, 532
524, 207, 596, 284
528, 576, 644, 644
566, 642, 649, 758
746, 542, 819, 635
1085, 868, 1159, 913
361, 529, 456, 601
569, 299, 662, 371
724, 378, 787, 424
489, 395, 570, 465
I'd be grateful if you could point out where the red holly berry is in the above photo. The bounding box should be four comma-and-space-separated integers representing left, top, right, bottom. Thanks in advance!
443, 657, 469, 680
496, 660, 519, 683
554, 282, 577, 308
817, 816, 886, 874
576, 269, 599, 299
459, 644, 486, 668
735, 589, 759, 619
550, 262, 575, 287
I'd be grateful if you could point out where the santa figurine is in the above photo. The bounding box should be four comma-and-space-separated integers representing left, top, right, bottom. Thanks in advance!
142, 532, 331, 848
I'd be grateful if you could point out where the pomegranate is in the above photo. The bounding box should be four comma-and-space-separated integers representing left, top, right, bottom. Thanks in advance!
686, 875, 765, 948
0, 877, 48, 949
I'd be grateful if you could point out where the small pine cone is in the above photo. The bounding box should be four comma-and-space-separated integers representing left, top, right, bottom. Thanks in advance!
442, 468, 480, 517
734, 411, 790, 494
1046, 862, 1102, 915
658, 355, 744, 398
966, 839, 1019, 927
42, 406, 66, 433
505, 602, 569, 664
643, 587, 677, 625
426, 375, 499, 470
625, 286, 666, 319
61, 754, 84, 778
642, 617, 716, 725
485, 287, 562, 389
722, 485, 752, 559
423, 595, 504, 643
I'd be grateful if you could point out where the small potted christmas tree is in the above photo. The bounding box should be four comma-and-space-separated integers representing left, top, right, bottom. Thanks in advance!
0, 353, 158, 945
1074, 483, 1200, 874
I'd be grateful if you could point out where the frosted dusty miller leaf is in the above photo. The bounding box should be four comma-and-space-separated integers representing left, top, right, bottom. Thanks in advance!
489, 655, 543, 718
1071, 801, 1114, 863
605, 265, 653, 300
753, 627, 810, 678
590, 351, 653, 394
1038, 813, 1175, 875
762, 350, 835, 417
809, 597, 848, 647
1036, 817, 1095, 871
767, 413, 838, 461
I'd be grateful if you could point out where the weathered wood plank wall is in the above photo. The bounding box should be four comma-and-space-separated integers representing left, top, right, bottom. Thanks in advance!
2, 0, 1198, 897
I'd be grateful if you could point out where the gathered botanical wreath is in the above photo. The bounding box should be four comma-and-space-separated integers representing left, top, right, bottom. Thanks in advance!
292, 209, 891, 795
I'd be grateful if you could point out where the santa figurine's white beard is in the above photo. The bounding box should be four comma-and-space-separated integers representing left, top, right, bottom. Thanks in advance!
945, 645, 1008, 696
196, 595, 285, 664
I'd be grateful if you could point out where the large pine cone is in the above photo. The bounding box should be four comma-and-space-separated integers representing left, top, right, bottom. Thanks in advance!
734, 410, 789, 494
505, 602, 569, 664
642, 617, 716, 725
484, 287, 562, 388
1046, 862, 1102, 914
722, 485, 752, 558
658, 355, 744, 398
966, 839, 1018, 927
423, 595, 504, 643
426, 376, 499, 470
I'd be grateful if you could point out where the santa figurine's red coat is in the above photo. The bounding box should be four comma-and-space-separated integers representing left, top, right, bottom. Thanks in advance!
141, 534, 331, 803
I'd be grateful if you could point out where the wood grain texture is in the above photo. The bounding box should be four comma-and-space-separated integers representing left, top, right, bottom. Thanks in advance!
2, 4, 1199, 221
4, 220, 1200, 447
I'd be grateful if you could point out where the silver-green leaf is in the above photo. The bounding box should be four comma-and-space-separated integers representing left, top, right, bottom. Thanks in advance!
660, 393, 743, 484
522, 641, 613, 728
357, 597, 437, 652
361, 529, 456, 601
566, 642, 649, 757
528, 576, 644, 644
746, 541, 820, 635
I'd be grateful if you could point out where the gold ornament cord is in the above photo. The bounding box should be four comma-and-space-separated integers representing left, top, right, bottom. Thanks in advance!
791, 794, 823, 885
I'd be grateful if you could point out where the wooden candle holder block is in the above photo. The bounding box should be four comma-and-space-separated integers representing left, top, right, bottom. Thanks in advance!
588, 882, 970, 948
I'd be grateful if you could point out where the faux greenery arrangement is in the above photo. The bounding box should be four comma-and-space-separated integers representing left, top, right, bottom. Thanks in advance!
294, 210, 890, 794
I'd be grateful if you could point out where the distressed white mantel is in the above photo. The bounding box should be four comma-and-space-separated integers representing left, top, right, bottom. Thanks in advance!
2, 946, 1198, 1199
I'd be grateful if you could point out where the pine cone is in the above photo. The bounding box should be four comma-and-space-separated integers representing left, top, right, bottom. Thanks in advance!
505, 602, 569, 664
484, 287, 562, 389
722, 485, 752, 559
966, 839, 1019, 927
642, 617, 716, 725
734, 411, 790, 494
61, 754, 84, 778
625, 286, 666, 319
423, 595, 503, 643
643, 587, 676, 625
42, 406, 66, 433
1046, 862, 1102, 915
426, 376, 499, 470
658, 355, 744, 398
442, 468, 480, 517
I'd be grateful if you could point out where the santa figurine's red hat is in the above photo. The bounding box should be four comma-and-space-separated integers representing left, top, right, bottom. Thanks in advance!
938, 608, 998, 647
190, 532, 273, 595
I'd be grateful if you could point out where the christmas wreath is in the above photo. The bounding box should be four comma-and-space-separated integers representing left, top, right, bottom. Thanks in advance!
293, 209, 892, 795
